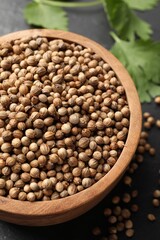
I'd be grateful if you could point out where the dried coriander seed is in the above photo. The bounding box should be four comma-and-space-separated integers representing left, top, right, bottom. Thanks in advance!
78, 137, 90, 149
152, 198, 160, 207
9, 187, 20, 199
27, 192, 36, 202
92, 226, 102, 236
0, 179, 5, 188
82, 178, 92, 188
42, 179, 53, 190
18, 192, 27, 201
0, 36, 129, 202
125, 229, 134, 237
147, 213, 156, 222
61, 123, 71, 134
69, 113, 80, 125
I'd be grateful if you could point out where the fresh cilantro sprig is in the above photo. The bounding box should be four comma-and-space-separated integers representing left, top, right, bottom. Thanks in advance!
24, 1, 68, 30
24, 0, 154, 38
102, 0, 152, 41
23, 0, 160, 102
123, 0, 159, 10
111, 33, 160, 102
24, 0, 100, 30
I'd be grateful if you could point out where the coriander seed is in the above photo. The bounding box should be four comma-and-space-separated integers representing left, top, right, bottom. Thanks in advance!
0, 35, 130, 202
9, 187, 20, 199
27, 192, 36, 202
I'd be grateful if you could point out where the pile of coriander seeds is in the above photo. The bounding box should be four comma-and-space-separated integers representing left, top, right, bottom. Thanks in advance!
0, 36, 130, 201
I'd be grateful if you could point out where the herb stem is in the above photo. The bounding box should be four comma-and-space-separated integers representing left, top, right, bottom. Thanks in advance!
110, 32, 121, 43
35, 0, 102, 8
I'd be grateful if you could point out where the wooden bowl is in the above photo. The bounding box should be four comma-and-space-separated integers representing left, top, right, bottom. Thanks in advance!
0, 29, 142, 226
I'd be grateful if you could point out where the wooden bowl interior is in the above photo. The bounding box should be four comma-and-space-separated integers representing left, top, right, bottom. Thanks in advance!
0, 29, 142, 226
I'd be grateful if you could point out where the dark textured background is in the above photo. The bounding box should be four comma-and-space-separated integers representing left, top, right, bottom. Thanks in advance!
0, 1, 160, 239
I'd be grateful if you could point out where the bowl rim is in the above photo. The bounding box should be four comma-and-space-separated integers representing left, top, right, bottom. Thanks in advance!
0, 29, 142, 219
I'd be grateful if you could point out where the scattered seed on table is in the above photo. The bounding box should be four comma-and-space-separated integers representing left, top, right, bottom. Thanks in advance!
122, 193, 131, 203
92, 226, 102, 236
112, 196, 120, 204
154, 96, 160, 104
125, 220, 133, 229
104, 208, 112, 217
147, 214, 156, 222
131, 190, 138, 198
123, 175, 132, 186
152, 198, 160, 207
153, 190, 160, 198
156, 120, 160, 128
131, 204, 139, 212
143, 112, 151, 119
125, 229, 134, 237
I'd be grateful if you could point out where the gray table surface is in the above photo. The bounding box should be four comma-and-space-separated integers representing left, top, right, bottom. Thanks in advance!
0, 1, 160, 240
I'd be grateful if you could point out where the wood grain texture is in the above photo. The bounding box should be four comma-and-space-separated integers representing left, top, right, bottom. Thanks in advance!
0, 29, 142, 226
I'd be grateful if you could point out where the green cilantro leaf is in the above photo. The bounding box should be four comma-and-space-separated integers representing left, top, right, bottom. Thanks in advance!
102, 0, 152, 41
24, 1, 68, 30
123, 0, 160, 11
111, 33, 160, 102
